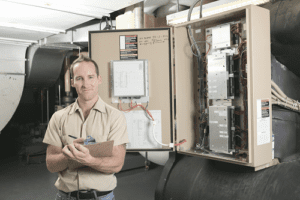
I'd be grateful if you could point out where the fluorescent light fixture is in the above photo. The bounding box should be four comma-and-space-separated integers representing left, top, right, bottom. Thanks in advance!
3, 0, 110, 19
167, 0, 270, 25
0, 22, 65, 34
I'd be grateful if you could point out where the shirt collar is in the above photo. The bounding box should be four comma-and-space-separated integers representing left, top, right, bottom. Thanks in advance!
69, 95, 106, 115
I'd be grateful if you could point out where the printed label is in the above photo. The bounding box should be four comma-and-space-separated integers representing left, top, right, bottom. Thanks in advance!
219, 124, 227, 127
257, 99, 271, 146
219, 131, 227, 134
120, 35, 138, 60
220, 135, 229, 138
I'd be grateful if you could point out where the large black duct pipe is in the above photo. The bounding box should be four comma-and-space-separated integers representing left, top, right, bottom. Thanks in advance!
156, 106, 300, 200
263, 0, 300, 44
262, 0, 300, 77
25, 45, 71, 88
160, 153, 300, 200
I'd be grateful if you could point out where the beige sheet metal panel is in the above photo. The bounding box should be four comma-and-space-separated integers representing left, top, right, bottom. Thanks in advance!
174, 5, 272, 168
89, 28, 174, 151
174, 26, 196, 152
247, 5, 272, 167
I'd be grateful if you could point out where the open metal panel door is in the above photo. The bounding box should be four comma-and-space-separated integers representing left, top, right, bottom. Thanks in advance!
89, 28, 175, 152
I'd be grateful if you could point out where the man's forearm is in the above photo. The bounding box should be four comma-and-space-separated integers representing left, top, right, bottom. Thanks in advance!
46, 153, 69, 173
86, 156, 123, 174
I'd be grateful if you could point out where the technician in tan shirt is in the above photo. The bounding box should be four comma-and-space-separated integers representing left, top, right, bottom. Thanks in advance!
43, 55, 129, 200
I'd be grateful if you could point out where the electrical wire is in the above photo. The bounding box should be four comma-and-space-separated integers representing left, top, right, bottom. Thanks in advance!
190, 41, 210, 57
187, 0, 204, 58
271, 81, 300, 112
119, 99, 186, 147
271, 80, 288, 99
118, 99, 155, 120
152, 122, 186, 147
152, 123, 169, 147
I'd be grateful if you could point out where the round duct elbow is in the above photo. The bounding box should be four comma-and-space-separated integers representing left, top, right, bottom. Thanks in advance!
155, 3, 189, 18
25, 45, 71, 88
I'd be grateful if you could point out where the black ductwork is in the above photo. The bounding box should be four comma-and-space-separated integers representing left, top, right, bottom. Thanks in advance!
25, 45, 71, 88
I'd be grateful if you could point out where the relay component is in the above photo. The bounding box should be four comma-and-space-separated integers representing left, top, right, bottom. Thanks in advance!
207, 53, 236, 100
209, 106, 237, 154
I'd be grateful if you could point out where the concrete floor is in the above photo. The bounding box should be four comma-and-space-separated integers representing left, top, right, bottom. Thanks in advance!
0, 156, 164, 200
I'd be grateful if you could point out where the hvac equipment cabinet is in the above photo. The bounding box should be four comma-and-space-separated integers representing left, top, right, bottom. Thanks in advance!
89, 5, 275, 170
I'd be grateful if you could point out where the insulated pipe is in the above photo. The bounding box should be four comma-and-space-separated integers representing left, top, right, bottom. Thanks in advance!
162, 154, 300, 200
58, 84, 61, 106
134, 1, 144, 28
125, 5, 134, 14
64, 57, 71, 96
41, 89, 43, 124
47, 89, 49, 123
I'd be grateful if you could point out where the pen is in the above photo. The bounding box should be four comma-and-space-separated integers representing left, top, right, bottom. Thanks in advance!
68, 135, 77, 139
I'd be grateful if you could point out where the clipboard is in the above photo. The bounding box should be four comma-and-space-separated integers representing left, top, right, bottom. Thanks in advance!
68, 140, 114, 170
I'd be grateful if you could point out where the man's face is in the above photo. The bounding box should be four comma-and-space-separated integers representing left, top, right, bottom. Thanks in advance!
71, 61, 102, 102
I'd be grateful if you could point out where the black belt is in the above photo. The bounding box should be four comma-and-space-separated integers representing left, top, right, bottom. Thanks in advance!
61, 190, 112, 199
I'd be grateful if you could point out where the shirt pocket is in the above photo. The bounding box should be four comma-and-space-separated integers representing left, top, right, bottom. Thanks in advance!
60, 124, 81, 146
90, 125, 109, 143
60, 134, 71, 146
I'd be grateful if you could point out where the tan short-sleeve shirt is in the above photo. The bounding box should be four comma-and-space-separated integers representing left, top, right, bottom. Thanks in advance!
43, 95, 129, 192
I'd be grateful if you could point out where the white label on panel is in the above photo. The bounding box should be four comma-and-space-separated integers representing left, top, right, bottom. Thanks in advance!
120, 36, 125, 49
220, 135, 228, 138
219, 124, 227, 127
124, 110, 162, 149
257, 99, 271, 146
195, 29, 201, 33
219, 111, 227, 116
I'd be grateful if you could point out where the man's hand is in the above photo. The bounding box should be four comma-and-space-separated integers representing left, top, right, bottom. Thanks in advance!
62, 139, 93, 165
73, 138, 84, 145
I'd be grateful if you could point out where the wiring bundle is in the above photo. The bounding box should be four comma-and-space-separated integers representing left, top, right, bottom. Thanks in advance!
271, 81, 300, 113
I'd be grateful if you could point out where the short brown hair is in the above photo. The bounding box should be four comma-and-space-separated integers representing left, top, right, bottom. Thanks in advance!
70, 55, 99, 78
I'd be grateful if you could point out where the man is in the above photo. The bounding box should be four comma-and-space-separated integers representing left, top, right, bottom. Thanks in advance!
43, 55, 129, 200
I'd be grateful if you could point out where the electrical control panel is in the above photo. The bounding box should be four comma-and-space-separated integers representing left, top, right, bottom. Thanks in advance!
90, 5, 273, 170
205, 20, 245, 156
110, 59, 149, 104
174, 5, 273, 170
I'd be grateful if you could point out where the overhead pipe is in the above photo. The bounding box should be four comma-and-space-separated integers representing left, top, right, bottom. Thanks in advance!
62, 56, 74, 106
41, 89, 44, 124
58, 84, 61, 106
47, 89, 49, 123
64, 57, 71, 97
134, 1, 144, 28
